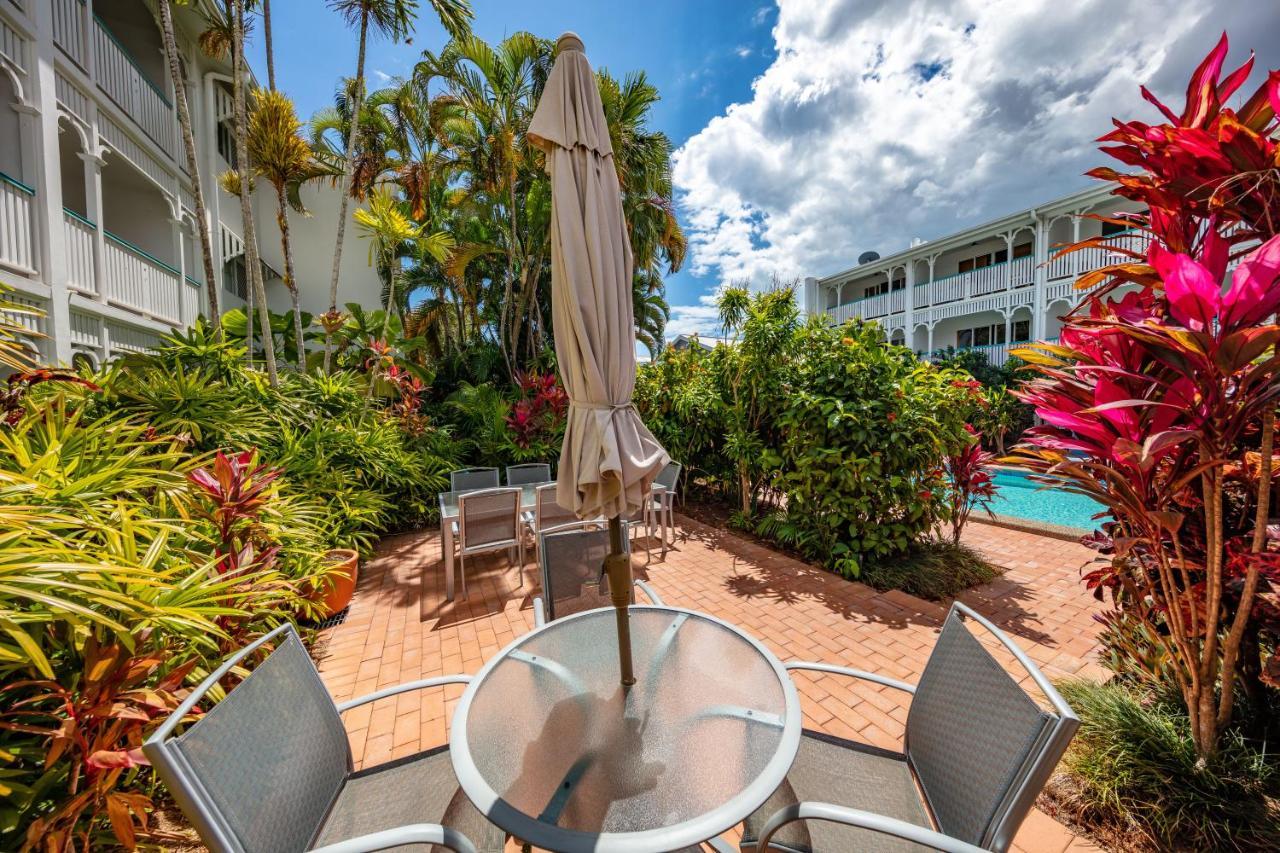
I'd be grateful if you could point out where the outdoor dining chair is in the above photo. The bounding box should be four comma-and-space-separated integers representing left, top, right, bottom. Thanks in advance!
142, 623, 504, 853
524, 482, 593, 559
648, 461, 683, 552
740, 602, 1079, 853
453, 487, 525, 598
532, 520, 664, 626
505, 462, 552, 485
450, 466, 499, 493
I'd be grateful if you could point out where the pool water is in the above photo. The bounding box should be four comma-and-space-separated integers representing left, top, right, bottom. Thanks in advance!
988, 468, 1107, 532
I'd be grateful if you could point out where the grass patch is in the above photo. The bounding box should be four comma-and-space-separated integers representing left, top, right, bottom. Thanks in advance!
859, 539, 1000, 600
1052, 679, 1280, 852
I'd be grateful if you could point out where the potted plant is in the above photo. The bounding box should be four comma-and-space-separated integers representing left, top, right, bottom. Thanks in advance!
315, 548, 359, 617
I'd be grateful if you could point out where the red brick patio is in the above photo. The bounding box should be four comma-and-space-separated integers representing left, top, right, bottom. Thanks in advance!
312, 516, 1109, 853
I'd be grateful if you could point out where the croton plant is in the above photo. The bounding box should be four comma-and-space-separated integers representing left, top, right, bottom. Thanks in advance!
1010, 33, 1280, 759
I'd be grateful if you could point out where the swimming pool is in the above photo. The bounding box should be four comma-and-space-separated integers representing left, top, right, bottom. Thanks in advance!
988, 467, 1107, 532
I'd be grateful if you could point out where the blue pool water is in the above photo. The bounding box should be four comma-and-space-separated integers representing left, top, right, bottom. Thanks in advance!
988, 468, 1107, 532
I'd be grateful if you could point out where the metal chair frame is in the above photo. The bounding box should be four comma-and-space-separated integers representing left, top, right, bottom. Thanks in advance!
745, 602, 1079, 853
531, 520, 663, 626
455, 487, 525, 598
449, 467, 500, 493
143, 623, 482, 853
505, 463, 552, 486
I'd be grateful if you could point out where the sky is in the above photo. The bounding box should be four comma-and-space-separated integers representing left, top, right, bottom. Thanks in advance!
255, 0, 1280, 342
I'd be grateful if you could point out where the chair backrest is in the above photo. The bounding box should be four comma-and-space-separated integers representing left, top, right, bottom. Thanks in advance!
142, 625, 351, 853
538, 521, 631, 622
506, 463, 552, 486
458, 487, 521, 551
534, 483, 578, 531
450, 467, 499, 492
904, 604, 1079, 852
654, 461, 682, 493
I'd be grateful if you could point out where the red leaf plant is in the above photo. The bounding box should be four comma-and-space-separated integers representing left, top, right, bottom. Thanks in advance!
0, 634, 199, 850
187, 450, 282, 579
1009, 33, 1280, 759
506, 371, 569, 450
944, 425, 998, 543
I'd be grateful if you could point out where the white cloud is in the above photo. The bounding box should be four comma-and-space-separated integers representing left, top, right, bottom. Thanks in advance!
752, 5, 774, 27
371, 69, 393, 84
673, 0, 1280, 291
665, 293, 724, 338
735, 45, 753, 58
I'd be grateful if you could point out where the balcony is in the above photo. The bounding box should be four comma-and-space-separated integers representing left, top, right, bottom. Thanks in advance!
0, 170, 36, 274
51, 0, 177, 159
102, 230, 182, 325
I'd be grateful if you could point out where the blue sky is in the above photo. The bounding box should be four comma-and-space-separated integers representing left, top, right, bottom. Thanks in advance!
250, 0, 778, 318
254, 1, 1280, 342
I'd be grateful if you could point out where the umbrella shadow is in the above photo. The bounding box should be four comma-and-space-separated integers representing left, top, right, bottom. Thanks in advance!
499, 685, 665, 834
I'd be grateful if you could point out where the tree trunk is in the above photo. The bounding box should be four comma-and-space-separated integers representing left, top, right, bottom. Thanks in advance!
324, 14, 368, 374
276, 184, 305, 367
159, 0, 220, 335
262, 0, 275, 90
231, 0, 278, 387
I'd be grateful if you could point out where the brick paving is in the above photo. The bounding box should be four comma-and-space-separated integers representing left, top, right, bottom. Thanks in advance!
312, 516, 1109, 852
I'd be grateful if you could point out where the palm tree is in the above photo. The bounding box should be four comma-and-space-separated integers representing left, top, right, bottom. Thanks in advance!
261, 0, 275, 90
158, 0, 221, 334
322, 0, 473, 373
230, 0, 278, 386
246, 89, 318, 365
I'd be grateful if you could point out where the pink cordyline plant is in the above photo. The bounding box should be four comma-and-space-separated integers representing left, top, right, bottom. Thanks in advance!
944, 424, 998, 544
1010, 34, 1280, 759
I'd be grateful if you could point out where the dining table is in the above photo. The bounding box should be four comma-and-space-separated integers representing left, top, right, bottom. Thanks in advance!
448, 605, 802, 852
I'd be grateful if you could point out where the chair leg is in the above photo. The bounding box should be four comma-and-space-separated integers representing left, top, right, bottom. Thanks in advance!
517, 537, 526, 589
459, 552, 467, 599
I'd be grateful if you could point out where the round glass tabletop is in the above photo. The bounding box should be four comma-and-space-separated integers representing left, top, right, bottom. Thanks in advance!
450, 606, 800, 853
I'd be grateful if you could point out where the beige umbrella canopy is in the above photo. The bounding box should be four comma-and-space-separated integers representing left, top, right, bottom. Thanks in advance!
528, 32, 670, 684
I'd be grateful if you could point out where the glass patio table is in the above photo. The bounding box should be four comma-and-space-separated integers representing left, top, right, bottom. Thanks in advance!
439, 481, 550, 601
450, 605, 801, 852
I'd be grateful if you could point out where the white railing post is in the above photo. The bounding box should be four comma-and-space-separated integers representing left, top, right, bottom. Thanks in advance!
78, 149, 106, 300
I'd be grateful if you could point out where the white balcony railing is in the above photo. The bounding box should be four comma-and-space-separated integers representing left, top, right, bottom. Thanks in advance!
63, 209, 97, 294
103, 231, 181, 325
51, 0, 87, 67
0, 171, 36, 274
92, 17, 175, 157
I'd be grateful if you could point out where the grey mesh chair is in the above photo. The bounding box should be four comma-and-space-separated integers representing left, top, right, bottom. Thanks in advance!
505, 462, 552, 486
532, 520, 663, 626
524, 483, 593, 557
454, 487, 524, 598
143, 623, 504, 853
647, 461, 682, 552
450, 466, 499, 493
741, 602, 1078, 853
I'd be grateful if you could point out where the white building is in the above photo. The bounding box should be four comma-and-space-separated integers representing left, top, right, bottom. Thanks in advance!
0, 0, 380, 368
802, 184, 1146, 367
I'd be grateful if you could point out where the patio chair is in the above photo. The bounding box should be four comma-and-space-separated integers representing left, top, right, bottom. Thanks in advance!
142, 623, 504, 853
450, 466, 499, 493
532, 520, 663, 626
505, 462, 552, 486
740, 602, 1079, 853
647, 461, 683, 552
524, 482, 593, 556
454, 487, 525, 598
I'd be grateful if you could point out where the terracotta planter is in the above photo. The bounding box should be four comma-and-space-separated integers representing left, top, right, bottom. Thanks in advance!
313, 549, 359, 617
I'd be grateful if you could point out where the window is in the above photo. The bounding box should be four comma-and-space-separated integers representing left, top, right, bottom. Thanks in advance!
217, 121, 238, 169
1013, 241, 1033, 259
864, 281, 889, 298
223, 257, 248, 300
1101, 220, 1127, 237
890, 276, 905, 291
1014, 319, 1030, 341
957, 328, 973, 348
974, 326, 991, 346
956, 322, 1015, 347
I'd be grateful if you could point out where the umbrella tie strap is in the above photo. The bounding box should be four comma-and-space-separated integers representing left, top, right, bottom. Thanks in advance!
569, 400, 635, 412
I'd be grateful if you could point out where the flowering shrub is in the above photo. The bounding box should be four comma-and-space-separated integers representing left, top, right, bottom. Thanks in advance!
1011, 34, 1280, 759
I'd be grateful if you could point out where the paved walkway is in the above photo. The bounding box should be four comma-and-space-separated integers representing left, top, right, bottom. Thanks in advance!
313, 517, 1108, 853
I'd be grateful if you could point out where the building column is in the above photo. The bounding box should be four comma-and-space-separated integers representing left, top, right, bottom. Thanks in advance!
170, 215, 188, 325
926, 323, 934, 354
1004, 232, 1015, 290
802, 276, 818, 318
1070, 213, 1082, 281
1032, 215, 1048, 341
78, 149, 107, 303
28, 1, 72, 365
903, 262, 914, 342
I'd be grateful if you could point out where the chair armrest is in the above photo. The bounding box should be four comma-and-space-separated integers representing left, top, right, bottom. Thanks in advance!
755, 802, 985, 853
533, 596, 547, 628
335, 675, 472, 713
784, 661, 916, 694
309, 823, 477, 853
633, 578, 664, 606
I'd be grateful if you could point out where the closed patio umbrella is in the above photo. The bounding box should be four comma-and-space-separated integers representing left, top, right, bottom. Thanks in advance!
528, 32, 669, 685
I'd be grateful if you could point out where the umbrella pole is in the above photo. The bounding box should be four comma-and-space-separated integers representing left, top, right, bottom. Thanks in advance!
604, 514, 636, 686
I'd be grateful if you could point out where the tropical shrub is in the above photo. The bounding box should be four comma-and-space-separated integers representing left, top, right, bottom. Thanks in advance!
771, 321, 975, 575
1010, 34, 1280, 760
942, 425, 998, 543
